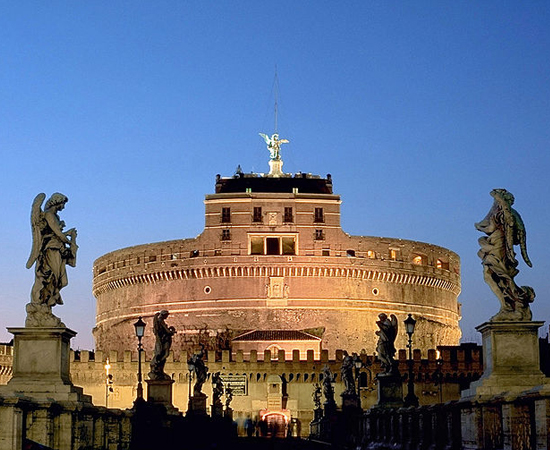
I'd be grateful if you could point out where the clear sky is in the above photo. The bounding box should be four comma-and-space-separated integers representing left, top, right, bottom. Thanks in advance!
0, 2, 549, 350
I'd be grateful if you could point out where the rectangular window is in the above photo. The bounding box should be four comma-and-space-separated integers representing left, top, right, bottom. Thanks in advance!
253, 207, 262, 222
322, 249, 330, 256
282, 237, 295, 255
315, 229, 324, 240
346, 250, 356, 257
221, 229, 231, 241
284, 207, 293, 223
266, 237, 279, 255
250, 237, 264, 255
314, 207, 324, 223
221, 207, 231, 223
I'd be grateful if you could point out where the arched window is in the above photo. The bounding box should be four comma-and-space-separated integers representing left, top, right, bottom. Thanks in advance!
412, 255, 424, 265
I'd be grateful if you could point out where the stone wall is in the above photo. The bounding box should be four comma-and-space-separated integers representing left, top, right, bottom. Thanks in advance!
92, 234, 461, 355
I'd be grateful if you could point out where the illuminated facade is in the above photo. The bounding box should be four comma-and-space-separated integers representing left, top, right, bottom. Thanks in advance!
93, 158, 461, 357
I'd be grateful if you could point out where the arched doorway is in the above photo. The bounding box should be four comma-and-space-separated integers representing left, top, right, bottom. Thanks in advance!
262, 412, 288, 438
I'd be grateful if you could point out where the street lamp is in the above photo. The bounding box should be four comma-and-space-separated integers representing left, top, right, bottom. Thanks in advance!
403, 314, 419, 407
105, 358, 111, 407
133, 316, 146, 404
435, 350, 443, 404
353, 354, 363, 393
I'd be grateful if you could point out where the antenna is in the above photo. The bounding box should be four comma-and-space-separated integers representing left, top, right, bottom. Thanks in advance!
274, 65, 279, 133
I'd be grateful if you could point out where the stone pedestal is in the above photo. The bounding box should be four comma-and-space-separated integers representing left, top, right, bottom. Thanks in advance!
375, 373, 404, 409
211, 402, 224, 418
268, 159, 284, 177
0, 327, 91, 404
341, 392, 361, 410
187, 394, 207, 416
313, 407, 323, 421
461, 320, 546, 400
146, 379, 179, 414
224, 407, 233, 421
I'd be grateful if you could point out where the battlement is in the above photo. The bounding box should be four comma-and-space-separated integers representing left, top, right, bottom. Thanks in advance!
69, 344, 482, 369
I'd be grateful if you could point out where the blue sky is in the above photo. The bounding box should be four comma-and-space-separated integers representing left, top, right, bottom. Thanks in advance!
0, 2, 549, 349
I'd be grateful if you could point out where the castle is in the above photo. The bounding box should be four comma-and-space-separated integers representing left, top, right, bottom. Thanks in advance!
92, 135, 461, 359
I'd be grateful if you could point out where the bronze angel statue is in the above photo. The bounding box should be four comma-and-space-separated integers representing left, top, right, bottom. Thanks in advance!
376, 313, 399, 375
26, 193, 78, 327
475, 188, 535, 321
259, 132, 289, 160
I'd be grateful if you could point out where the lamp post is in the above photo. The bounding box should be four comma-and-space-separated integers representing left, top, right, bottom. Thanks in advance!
353, 354, 362, 394
403, 314, 419, 407
435, 350, 443, 404
133, 316, 146, 404
105, 358, 111, 407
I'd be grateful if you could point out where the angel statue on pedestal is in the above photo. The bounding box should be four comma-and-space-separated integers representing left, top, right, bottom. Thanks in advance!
26, 193, 78, 327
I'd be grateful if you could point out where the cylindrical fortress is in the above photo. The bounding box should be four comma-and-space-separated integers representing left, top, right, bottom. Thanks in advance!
93, 172, 461, 355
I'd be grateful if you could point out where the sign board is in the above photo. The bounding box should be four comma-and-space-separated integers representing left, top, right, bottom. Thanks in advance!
222, 374, 248, 396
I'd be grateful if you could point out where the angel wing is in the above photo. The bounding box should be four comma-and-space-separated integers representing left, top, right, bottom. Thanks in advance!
279, 139, 289, 144
512, 208, 532, 267
26, 193, 46, 269
498, 195, 519, 266
259, 133, 271, 145
389, 314, 398, 342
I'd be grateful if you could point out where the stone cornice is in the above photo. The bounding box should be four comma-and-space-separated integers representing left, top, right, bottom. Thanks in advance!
93, 264, 461, 297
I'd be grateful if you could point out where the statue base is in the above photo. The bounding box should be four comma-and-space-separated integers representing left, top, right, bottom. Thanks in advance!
341, 392, 361, 410
224, 407, 233, 421
461, 320, 546, 400
268, 159, 284, 177
211, 402, 224, 418
187, 393, 207, 416
146, 379, 179, 415
323, 400, 337, 417
374, 373, 404, 409
0, 327, 92, 404
313, 407, 323, 421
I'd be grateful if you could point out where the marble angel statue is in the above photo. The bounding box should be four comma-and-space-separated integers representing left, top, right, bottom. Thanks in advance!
26, 193, 78, 327
475, 188, 535, 321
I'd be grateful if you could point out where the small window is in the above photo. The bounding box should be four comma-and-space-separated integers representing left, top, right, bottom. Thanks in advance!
190, 250, 199, 258
221, 229, 231, 241
436, 259, 449, 270
221, 207, 231, 223
412, 255, 423, 265
346, 250, 356, 257
284, 207, 293, 223
367, 250, 375, 259
314, 207, 324, 223
253, 207, 262, 222
322, 249, 330, 257
315, 229, 324, 240
214, 249, 222, 256
148, 255, 157, 262
390, 249, 397, 260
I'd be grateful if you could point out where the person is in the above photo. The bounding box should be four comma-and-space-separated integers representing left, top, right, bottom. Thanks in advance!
148, 310, 176, 380
26, 193, 78, 326
376, 313, 398, 374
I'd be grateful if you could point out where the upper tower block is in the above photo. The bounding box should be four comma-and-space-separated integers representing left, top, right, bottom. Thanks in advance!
214, 172, 334, 194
